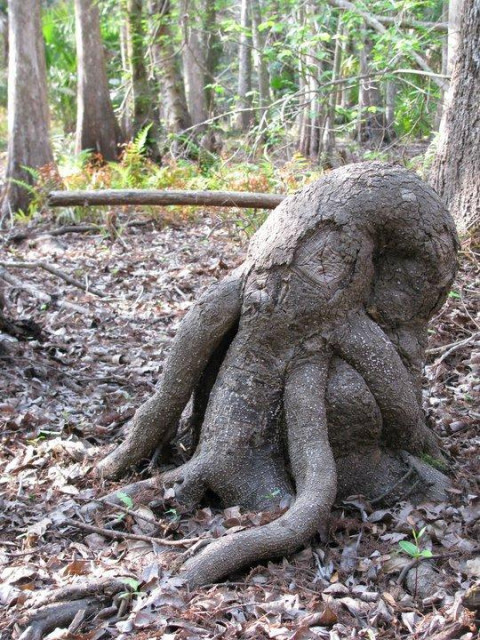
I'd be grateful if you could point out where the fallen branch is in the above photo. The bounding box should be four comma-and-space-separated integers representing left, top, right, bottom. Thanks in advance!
63, 517, 205, 547
426, 332, 479, 364
0, 261, 106, 298
48, 189, 286, 210
9, 219, 152, 243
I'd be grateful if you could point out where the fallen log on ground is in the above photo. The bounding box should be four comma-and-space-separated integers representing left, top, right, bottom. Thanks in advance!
48, 189, 285, 209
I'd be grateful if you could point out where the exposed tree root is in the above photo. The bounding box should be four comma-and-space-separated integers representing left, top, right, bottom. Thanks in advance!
98, 271, 243, 479
17, 580, 125, 640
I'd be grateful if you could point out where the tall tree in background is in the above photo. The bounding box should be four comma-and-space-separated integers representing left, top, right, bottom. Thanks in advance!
430, 0, 479, 234
74, 0, 123, 160
236, 0, 253, 130
181, 0, 208, 125
149, 0, 192, 134
1, 0, 54, 223
125, 0, 160, 157
251, 0, 271, 113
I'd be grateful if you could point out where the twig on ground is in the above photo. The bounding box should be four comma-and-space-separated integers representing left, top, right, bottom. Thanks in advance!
0, 260, 106, 298
8, 219, 152, 243
62, 517, 204, 547
0, 266, 89, 314
427, 332, 479, 365
100, 498, 165, 529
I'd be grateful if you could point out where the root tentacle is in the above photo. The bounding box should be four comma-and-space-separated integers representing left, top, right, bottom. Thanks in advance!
178, 353, 336, 587
98, 272, 244, 479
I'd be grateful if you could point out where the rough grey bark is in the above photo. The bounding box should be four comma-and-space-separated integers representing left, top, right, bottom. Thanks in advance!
430, 0, 480, 233
74, 0, 123, 161
1, 0, 54, 222
98, 162, 458, 587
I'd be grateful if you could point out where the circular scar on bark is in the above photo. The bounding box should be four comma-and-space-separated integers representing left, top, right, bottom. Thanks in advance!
97, 162, 458, 587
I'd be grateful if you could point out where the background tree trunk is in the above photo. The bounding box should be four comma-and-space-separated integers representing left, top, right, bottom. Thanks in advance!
430, 0, 479, 234
74, 0, 123, 161
1, 0, 54, 223
356, 27, 385, 145
323, 17, 344, 159
149, 0, 192, 134
236, 0, 253, 131
251, 0, 271, 113
125, 0, 160, 157
447, 0, 464, 74
181, 0, 208, 126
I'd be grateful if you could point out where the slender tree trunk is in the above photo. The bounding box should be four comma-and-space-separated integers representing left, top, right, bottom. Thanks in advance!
356, 27, 385, 145
181, 0, 208, 126
297, 2, 324, 158
1, 0, 54, 222
74, 0, 123, 161
430, 0, 479, 234
447, 0, 464, 74
203, 0, 220, 116
323, 18, 344, 157
251, 0, 270, 112
384, 80, 396, 140
149, 0, 192, 134
125, 0, 160, 158
119, 20, 133, 139
435, 0, 449, 129
236, 0, 253, 131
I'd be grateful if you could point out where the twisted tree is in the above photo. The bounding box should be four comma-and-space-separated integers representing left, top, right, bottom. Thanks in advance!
98, 162, 458, 587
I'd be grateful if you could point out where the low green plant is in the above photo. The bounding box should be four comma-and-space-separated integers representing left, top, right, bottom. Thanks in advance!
398, 526, 432, 560
118, 578, 146, 601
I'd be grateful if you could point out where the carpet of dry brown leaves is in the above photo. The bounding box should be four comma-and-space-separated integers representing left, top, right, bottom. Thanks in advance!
0, 211, 478, 640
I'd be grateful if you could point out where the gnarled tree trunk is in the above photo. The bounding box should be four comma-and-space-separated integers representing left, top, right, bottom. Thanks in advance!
98, 162, 458, 587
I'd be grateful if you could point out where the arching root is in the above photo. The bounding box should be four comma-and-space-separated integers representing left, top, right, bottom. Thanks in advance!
98, 273, 243, 479
178, 355, 337, 587
333, 311, 442, 458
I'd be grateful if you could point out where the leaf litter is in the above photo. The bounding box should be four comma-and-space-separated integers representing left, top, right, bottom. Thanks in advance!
0, 213, 479, 639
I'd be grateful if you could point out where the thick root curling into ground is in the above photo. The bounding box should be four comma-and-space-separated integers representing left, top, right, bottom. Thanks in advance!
97, 162, 458, 586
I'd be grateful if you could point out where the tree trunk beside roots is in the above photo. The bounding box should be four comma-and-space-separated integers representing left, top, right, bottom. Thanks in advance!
98, 162, 458, 588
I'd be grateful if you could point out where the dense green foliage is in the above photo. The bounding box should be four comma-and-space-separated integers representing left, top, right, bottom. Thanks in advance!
0, 0, 451, 208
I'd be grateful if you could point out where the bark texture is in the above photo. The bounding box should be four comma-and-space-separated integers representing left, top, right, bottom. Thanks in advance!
1, 0, 54, 222
430, 0, 479, 234
74, 0, 123, 161
98, 162, 458, 587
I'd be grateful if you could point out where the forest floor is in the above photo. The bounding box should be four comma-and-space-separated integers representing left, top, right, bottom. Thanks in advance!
0, 209, 479, 640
